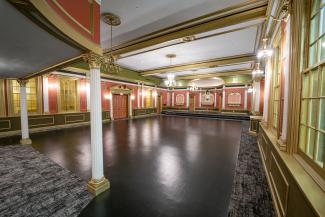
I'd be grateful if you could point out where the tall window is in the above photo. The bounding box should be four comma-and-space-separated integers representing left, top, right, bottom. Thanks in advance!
60, 79, 77, 112
299, 0, 325, 170
12, 79, 38, 114
146, 90, 152, 108
272, 47, 281, 131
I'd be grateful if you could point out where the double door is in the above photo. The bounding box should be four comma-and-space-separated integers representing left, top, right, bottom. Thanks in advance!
113, 94, 128, 119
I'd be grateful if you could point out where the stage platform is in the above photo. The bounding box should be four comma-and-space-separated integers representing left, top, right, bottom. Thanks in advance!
161, 110, 250, 121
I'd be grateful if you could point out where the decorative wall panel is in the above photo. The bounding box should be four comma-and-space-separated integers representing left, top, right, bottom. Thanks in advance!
175, 94, 185, 106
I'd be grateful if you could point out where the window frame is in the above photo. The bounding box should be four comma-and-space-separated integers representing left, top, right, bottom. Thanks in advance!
298, 0, 325, 179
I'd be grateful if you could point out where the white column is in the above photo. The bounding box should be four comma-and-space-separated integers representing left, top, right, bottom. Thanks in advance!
83, 53, 109, 195
253, 81, 261, 113
280, 19, 291, 142
263, 59, 272, 122
244, 84, 248, 110
18, 80, 31, 145
214, 89, 217, 108
186, 90, 190, 108
167, 92, 170, 107
137, 82, 140, 109
171, 90, 175, 107
129, 94, 132, 118
141, 84, 145, 108
222, 85, 226, 110
199, 89, 202, 108
42, 76, 49, 113
110, 95, 114, 120
154, 87, 157, 108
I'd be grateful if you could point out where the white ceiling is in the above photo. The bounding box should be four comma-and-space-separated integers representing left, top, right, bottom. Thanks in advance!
155, 63, 253, 78
100, 0, 248, 47
117, 26, 259, 71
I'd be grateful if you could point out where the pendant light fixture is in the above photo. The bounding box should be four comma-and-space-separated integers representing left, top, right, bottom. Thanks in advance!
164, 54, 176, 87
257, 38, 273, 59
102, 12, 121, 73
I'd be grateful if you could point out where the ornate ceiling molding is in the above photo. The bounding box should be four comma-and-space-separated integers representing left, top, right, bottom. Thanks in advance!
140, 55, 256, 76
174, 69, 252, 80
106, 1, 268, 56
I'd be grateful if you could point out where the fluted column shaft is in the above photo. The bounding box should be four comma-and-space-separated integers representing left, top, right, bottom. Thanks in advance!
83, 52, 109, 196
244, 84, 248, 110
222, 85, 226, 110
18, 80, 31, 145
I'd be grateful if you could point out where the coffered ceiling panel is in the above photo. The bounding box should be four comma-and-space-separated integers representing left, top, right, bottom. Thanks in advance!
116, 26, 258, 71
155, 63, 253, 78
101, 0, 250, 47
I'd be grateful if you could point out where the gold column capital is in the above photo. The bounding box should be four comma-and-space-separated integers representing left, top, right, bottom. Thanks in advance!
17, 79, 28, 87
83, 52, 103, 69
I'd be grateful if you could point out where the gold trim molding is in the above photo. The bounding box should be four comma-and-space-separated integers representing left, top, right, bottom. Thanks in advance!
141, 55, 256, 76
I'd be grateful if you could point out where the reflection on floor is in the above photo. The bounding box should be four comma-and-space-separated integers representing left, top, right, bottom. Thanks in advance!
0, 116, 275, 217
228, 122, 275, 217
0, 145, 92, 217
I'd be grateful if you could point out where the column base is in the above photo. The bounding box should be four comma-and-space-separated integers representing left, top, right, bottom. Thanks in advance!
87, 177, 110, 196
20, 138, 32, 145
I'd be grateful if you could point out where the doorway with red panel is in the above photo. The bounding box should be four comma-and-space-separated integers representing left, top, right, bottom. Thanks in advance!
113, 94, 128, 119
189, 94, 195, 112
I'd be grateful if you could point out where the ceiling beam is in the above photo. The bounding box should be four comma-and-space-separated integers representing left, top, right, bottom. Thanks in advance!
174, 69, 252, 80
140, 55, 256, 76
108, 1, 267, 56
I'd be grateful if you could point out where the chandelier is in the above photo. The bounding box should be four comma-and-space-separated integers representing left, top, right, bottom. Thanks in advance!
257, 38, 273, 59
165, 73, 176, 87
102, 12, 121, 73
252, 62, 264, 80
164, 54, 177, 87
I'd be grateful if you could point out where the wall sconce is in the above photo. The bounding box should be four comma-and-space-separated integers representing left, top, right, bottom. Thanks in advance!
248, 87, 253, 93
142, 90, 147, 97
104, 93, 112, 100
131, 95, 135, 100
48, 82, 58, 89
152, 91, 158, 97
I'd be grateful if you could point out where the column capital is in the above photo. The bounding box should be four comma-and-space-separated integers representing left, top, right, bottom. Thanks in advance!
83, 52, 103, 69
17, 79, 28, 87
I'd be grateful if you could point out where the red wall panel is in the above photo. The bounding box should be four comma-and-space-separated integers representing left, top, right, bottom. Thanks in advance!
79, 79, 87, 112
225, 87, 245, 110
46, 0, 100, 44
48, 76, 58, 113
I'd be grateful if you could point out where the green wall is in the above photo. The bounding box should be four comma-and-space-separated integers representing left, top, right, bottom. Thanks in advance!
72, 62, 162, 85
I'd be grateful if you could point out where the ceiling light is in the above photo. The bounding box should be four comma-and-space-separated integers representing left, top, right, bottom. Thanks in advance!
182, 35, 196, 42
252, 62, 264, 80
164, 54, 177, 87
102, 12, 121, 73
257, 38, 273, 59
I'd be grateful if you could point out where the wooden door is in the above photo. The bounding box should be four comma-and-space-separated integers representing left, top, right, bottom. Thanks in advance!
218, 94, 222, 112
113, 94, 128, 119
189, 94, 195, 112
157, 95, 161, 113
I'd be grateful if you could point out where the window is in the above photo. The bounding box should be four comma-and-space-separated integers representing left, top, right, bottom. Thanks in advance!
309, 0, 325, 67
60, 79, 77, 112
146, 90, 152, 108
272, 47, 281, 131
12, 79, 38, 114
299, 0, 325, 170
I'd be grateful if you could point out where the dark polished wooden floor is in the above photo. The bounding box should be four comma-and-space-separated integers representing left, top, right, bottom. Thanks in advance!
1, 116, 243, 217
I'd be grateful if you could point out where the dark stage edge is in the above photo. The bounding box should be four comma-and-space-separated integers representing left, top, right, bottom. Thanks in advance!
228, 122, 276, 217
161, 110, 250, 120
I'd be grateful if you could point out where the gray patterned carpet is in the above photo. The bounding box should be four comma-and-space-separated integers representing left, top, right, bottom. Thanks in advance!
228, 122, 276, 217
0, 145, 93, 217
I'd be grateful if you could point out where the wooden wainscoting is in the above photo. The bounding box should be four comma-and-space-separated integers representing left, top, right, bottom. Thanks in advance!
258, 125, 323, 217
